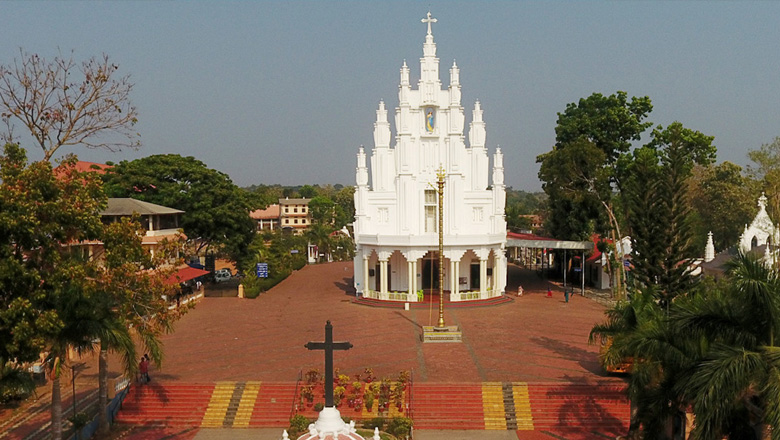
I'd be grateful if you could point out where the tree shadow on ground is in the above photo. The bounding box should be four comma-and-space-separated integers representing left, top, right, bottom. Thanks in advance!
541, 374, 629, 437
127, 381, 171, 406
529, 335, 604, 375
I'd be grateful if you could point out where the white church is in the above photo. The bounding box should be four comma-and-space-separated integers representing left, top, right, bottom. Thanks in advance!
352, 13, 507, 302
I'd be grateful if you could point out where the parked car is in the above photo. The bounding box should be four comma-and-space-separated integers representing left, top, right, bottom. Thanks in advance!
214, 269, 232, 283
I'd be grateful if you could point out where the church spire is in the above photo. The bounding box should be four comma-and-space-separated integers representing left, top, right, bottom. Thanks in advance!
421, 11, 436, 57
419, 11, 439, 93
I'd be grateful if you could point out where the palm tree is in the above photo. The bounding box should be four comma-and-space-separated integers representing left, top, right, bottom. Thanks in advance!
668, 253, 780, 439
590, 287, 678, 438
595, 253, 780, 439
46, 271, 107, 440
307, 223, 334, 263
92, 218, 182, 435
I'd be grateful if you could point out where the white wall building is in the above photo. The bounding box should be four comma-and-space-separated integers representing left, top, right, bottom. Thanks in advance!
353, 13, 507, 302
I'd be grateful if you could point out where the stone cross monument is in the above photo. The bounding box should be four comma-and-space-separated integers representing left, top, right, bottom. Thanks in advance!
305, 320, 353, 408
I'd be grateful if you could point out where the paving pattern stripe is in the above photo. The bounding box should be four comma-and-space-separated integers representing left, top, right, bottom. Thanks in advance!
222, 382, 247, 427
512, 382, 534, 431
482, 382, 506, 430
502, 382, 518, 430
201, 382, 236, 427
233, 381, 262, 427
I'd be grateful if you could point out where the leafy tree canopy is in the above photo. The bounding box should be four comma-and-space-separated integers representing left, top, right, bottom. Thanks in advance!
102, 154, 258, 264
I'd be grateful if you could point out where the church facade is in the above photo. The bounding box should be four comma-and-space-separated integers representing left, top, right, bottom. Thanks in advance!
353, 13, 507, 302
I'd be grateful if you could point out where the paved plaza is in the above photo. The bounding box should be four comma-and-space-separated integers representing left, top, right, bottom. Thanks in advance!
1, 261, 623, 440
153, 261, 612, 384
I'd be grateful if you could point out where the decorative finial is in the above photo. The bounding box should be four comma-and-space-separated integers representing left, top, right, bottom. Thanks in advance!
373, 427, 381, 440
282, 429, 289, 440
436, 165, 446, 181
422, 11, 437, 35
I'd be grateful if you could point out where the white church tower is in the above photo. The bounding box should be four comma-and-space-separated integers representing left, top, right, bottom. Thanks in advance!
353, 12, 507, 302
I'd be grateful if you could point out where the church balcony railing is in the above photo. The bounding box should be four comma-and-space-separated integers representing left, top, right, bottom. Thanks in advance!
364, 290, 416, 302
459, 291, 480, 301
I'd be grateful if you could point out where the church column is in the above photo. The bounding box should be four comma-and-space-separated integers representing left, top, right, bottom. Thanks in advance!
453, 260, 460, 300
449, 260, 456, 300
412, 260, 418, 298
362, 255, 370, 297
480, 258, 487, 298
407, 260, 414, 300
380, 259, 389, 298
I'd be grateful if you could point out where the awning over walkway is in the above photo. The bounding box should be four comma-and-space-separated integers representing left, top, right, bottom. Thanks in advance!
166, 266, 210, 285
506, 232, 594, 250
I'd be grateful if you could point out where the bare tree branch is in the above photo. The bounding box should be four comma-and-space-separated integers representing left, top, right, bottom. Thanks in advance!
0, 49, 140, 161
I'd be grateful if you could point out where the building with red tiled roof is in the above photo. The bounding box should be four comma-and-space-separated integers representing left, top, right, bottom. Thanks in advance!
249, 204, 280, 231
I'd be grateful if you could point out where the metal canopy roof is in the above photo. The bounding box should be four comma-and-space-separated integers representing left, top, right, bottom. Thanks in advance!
506, 232, 594, 251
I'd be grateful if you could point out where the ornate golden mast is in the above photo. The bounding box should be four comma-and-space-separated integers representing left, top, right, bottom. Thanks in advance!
436, 166, 446, 328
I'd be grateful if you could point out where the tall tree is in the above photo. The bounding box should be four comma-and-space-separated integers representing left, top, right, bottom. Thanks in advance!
0, 144, 104, 439
630, 122, 716, 306
102, 154, 258, 265
0, 145, 186, 438
623, 146, 664, 290
538, 91, 652, 297
0, 50, 139, 161
308, 195, 336, 226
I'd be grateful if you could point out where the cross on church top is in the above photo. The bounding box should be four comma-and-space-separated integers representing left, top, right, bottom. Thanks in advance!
305, 320, 353, 408
422, 11, 437, 35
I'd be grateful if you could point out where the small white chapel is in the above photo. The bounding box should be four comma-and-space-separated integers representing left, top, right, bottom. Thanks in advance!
352, 13, 507, 302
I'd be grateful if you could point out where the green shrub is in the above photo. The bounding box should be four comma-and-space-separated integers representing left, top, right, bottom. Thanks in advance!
289, 414, 310, 437
314, 402, 324, 412
387, 416, 412, 438
363, 417, 385, 430
68, 412, 90, 431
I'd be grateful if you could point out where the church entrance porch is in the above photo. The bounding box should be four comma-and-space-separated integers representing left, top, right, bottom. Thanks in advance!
357, 246, 505, 303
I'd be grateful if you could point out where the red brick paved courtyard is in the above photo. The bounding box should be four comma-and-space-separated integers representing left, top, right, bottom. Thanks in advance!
154, 261, 614, 385
0, 261, 625, 440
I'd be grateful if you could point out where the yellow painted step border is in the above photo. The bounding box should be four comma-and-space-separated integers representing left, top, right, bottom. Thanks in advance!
482, 382, 506, 430
201, 382, 236, 427
512, 382, 534, 431
233, 381, 262, 427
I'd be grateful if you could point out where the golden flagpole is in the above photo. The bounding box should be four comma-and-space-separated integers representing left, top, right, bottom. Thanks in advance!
437, 166, 446, 328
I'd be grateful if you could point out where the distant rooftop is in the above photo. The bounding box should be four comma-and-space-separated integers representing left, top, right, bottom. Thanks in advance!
279, 197, 309, 205
53, 161, 112, 179
101, 198, 184, 216
250, 204, 280, 219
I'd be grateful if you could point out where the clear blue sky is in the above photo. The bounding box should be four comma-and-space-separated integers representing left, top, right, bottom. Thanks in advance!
3, 1, 779, 191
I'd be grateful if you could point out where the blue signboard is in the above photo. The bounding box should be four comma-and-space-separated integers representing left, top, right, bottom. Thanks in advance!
256, 263, 269, 278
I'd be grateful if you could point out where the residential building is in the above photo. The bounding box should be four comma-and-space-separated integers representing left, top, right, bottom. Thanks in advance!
279, 197, 311, 234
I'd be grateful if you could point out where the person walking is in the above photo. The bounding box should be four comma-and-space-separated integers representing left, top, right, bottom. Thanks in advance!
139, 357, 148, 384
143, 354, 151, 382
